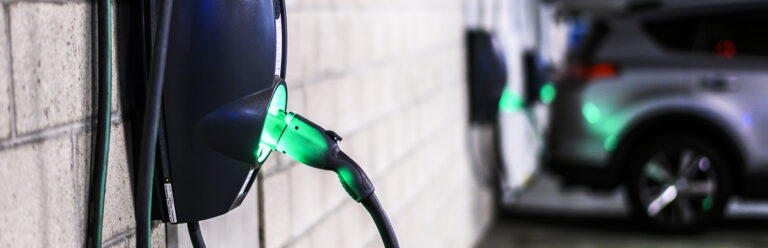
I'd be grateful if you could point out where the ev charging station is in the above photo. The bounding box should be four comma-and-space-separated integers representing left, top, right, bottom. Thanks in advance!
118, 0, 286, 224
82, 0, 400, 247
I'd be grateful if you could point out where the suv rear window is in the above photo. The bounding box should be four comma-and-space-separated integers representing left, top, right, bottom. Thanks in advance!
567, 19, 609, 62
643, 7, 768, 58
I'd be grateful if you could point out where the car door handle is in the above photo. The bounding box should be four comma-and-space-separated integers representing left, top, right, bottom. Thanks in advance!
699, 77, 734, 91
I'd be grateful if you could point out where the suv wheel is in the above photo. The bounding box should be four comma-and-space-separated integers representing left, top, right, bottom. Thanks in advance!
626, 135, 732, 231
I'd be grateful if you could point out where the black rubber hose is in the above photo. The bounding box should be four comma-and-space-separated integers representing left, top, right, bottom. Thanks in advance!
187, 221, 207, 248
361, 193, 399, 248
135, 0, 173, 247
85, 0, 111, 247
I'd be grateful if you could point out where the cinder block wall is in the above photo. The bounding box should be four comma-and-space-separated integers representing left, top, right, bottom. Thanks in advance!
0, 0, 493, 247
0, 1, 165, 247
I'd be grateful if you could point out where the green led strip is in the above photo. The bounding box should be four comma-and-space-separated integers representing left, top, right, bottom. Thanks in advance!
256, 83, 288, 162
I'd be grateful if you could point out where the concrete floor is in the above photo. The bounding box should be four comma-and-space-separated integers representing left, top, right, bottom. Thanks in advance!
476, 173, 768, 248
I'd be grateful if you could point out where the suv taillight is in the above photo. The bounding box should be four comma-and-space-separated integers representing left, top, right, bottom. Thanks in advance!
560, 63, 618, 83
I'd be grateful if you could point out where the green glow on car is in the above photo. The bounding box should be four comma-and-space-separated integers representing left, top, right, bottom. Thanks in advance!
580, 105, 626, 153
582, 102, 601, 124
604, 135, 618, 151
702, 196, 714, 212
540, 83, 556, 104
256, 84, 288, 163
499, 87, 524, 112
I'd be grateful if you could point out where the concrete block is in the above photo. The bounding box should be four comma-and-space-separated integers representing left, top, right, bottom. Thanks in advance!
389, 114, 407, 161
102, 125, 135, 240
0, 135, 77, 247
76, 123, 134, 242
10, 2, 91, 133
285, 12, 316, 83
286, 236, 310, 248
288, 163, 326, 236
337, 201, 374, 248
377, 66, 395, 114
358, 70, 381, 124
103, 237, 130, 248
302, 78, 337, 129
0, 7, 10, 139
369, 121, 390, 175
320, 166, 346, 212
287, 237, 310, 248
364, 235, 385, 248
344, 12, 370, 67
358, 66, 389, 117
334, 74, 361, 135
263, 171, 292, 248
369, 12, 388, 62
286, 84, 306, 116
316, 11, 345, 74
283, 0, 300, 11
389, 63, 410, 107
152, 224, 167, 248
384, 13, 402, 60
342, 131, 372, 174
308, 210, 340, 248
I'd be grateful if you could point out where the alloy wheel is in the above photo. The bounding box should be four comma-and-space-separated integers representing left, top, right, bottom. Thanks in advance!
638, 148, 718, 226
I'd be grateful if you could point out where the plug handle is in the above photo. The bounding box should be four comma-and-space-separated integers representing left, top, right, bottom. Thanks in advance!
328, 148, 375, 202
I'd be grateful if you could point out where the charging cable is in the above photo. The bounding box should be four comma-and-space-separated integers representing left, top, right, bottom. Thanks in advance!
187, 221, 207, 248
85, 0, 112, 246
135, 0, 173, 247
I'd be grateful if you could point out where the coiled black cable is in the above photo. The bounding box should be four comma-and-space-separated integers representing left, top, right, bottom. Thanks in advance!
85, 0, 112, 247
135, 0, 173, 247
361, 193, 399, 248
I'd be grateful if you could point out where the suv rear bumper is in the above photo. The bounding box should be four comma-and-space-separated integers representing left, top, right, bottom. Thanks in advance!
545, 148, 768, 198
543, 142, 623, 190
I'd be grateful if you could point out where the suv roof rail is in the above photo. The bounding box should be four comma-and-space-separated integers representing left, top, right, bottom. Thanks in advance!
554, 0, 767, 18
628, 0, 661, 12
553, 0, 661, 17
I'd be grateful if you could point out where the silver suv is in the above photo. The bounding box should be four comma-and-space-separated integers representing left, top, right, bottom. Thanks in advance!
546, 0, 768, 230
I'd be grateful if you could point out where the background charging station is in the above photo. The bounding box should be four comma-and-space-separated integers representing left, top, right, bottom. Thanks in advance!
116, 0, 287, 224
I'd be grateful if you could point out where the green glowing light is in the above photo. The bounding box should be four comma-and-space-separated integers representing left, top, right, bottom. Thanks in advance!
275, 114, 330, 168
337, 167, 357, 198
540, 83, 556, 104
256, 84, 288, 163
256, 143, 270, 161
702, 196, 714, 212
582, 102, 601, 124
499, 87, 524, 112
604, 135, 618, 151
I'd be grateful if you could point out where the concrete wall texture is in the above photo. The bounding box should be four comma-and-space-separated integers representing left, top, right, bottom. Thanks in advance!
0, 1, 165, 247
0, 0, 494, 247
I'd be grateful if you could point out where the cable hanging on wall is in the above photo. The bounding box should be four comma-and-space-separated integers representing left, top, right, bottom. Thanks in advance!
85, 0, 112, 246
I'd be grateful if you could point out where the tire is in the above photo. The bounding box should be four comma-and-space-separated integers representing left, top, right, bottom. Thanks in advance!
626, 134, 732, 232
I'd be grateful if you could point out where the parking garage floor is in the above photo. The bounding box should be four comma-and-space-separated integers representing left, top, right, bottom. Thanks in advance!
476, 173, 768, 248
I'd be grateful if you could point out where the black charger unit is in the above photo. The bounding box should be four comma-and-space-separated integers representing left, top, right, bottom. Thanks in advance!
116, 0, 287, 223
466, 30, 507, 124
